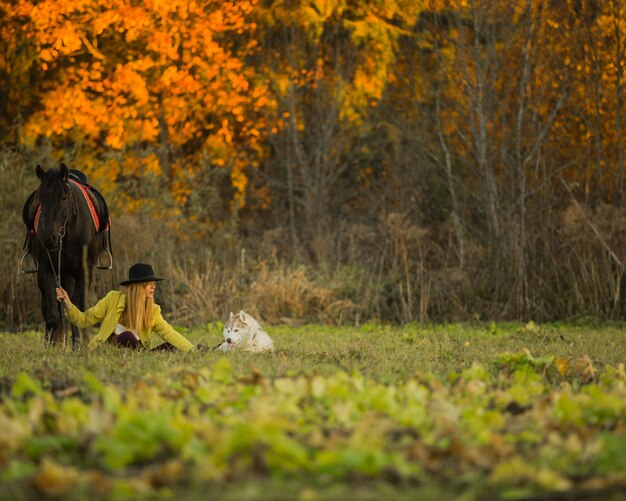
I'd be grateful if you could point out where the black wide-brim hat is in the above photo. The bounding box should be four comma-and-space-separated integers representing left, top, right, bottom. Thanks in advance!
120, 263, 164, 286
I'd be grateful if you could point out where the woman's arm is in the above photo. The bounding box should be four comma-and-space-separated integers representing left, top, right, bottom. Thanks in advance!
55, 287, 74, 311
61, 290, 115, 329
151, 306, 194, 352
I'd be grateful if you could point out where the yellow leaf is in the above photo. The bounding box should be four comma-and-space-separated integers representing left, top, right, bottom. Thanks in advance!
34, 457, 80, 498
0, 413, 29, 457
572, 356, 597, 383
554, 357, 569, 376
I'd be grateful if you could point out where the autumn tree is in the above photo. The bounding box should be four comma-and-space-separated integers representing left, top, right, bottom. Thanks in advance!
0, 1, 41, 144
249, 0, 420, 259
7, 0, 272, 231
371, 0, 582, 318
549, 0, 626, 206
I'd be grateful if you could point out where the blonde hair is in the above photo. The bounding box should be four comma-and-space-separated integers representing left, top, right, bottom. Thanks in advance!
119, 282, 155, 331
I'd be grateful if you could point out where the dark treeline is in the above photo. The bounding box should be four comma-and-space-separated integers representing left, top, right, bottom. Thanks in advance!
2, 1, 626, 327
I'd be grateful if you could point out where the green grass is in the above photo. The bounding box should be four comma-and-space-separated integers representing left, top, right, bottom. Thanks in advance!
2, 321, 625, 389
1, 322, 625, 501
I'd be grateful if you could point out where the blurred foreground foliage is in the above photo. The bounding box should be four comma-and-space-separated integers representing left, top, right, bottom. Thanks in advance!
0, 324, 625, 500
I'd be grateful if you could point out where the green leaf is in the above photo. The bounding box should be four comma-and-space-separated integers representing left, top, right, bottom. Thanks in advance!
94, 409, 186, 470
212, 358, 234, 384
25, 435, 77, 460
12, 372, 42, 398
461, 362, 490, 382
596, 433, 626, 474
0, 459, 37, 482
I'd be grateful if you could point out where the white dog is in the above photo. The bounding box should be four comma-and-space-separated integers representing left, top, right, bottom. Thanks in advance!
217, 311, 274, 353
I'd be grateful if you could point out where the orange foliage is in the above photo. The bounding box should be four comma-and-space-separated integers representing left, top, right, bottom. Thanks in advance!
256, 0, 419, 124
6, 0, 626, 228
12, 0, 271, 213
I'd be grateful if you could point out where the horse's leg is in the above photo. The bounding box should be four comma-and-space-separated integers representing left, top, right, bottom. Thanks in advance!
53, 307, 67, 348
71, 324, 80, 349
61, 275, 81, 349
70, 269, 87, 350
37, 268, 61, 345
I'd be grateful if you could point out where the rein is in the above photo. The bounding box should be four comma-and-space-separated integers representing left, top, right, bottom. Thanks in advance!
35, 180, 77, 339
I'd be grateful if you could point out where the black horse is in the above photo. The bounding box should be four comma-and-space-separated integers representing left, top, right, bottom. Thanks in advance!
22, 163, 112, 346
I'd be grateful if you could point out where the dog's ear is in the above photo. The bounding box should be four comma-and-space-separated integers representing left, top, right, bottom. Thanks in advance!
36, 165, 45, 180
239, 311, 247, 322
229, 311, 234, 320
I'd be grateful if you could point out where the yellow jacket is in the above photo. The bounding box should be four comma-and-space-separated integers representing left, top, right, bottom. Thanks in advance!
66, 290, 194, 352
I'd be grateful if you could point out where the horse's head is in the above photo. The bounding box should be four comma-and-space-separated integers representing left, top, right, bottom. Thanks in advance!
36, 163, 74, 249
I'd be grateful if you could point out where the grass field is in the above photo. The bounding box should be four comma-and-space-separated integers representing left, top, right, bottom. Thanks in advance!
1, 321, 625, 500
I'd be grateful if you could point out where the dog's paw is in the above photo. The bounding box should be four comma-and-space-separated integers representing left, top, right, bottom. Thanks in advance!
216, 342, 230, 352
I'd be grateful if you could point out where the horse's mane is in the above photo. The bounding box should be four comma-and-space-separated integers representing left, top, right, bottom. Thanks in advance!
34, 167, 80, 238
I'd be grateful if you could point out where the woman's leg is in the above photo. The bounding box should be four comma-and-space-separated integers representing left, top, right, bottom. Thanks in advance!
150, 342, 176, 351
108, 331, 140, 349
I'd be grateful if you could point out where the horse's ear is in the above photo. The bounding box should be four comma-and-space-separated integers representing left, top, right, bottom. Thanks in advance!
59, 163, 69, 181
36, 165, 45, 179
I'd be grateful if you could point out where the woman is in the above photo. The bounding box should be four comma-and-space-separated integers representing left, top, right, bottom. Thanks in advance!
56, 262, 195, 352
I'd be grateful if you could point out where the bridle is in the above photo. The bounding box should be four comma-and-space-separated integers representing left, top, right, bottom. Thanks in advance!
36, 179, 76, 270
35, 179, 77, 334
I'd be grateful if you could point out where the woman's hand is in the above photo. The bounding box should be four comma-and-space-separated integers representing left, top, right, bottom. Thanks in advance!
55, 287, 73, 311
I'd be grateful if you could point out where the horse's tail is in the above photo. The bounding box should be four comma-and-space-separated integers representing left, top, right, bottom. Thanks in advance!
20, 191, 39, 273
22, 190, 38, 229
86, 184, 113, 260
22, 190, 39, 257
90, 186, 110, 233
22, 229, 31, 251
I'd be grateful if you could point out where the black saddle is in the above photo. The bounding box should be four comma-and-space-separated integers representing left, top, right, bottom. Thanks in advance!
69, 169, 88, 185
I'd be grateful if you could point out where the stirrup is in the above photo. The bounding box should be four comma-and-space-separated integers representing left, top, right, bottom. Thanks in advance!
20, 252, 38, 274
96, 248, 113, 270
